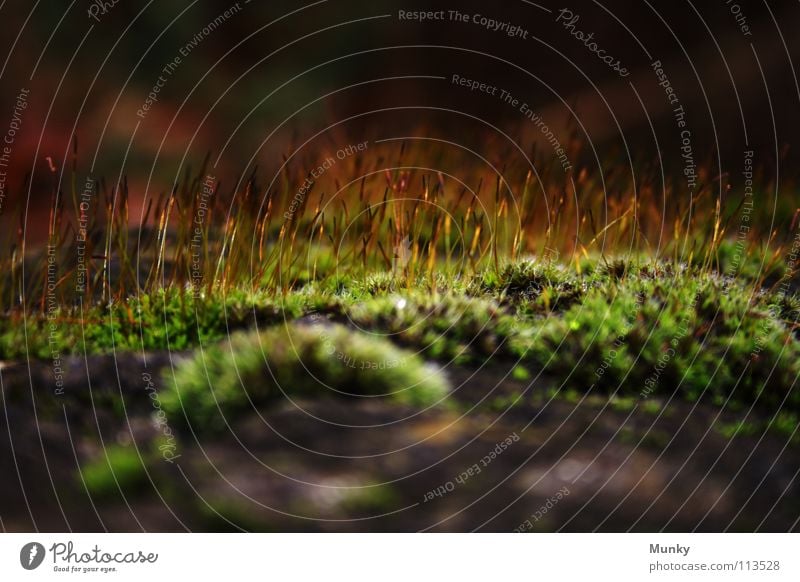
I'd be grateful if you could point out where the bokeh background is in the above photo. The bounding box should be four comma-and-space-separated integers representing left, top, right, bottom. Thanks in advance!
0, 0, 798, 241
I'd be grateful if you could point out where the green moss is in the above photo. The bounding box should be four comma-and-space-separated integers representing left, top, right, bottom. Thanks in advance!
519, 273, 800, 414
714, 413, 799, 442
161, 322, 449, 431
339, 484, 401, 514
472, 260, 585, 312
770, 412, 800, 442
6, 258, 799, 419
512, 365, 531, 381
78, 444, 147, 498
715, 419, 761, 439
641, 400, 663, 415
345, 293, 511, 363
609, 396, 637, 412
0, 287, 293, 359
616, 427, 638, 445
488, 393, 524, 411
715, 240, 787, 285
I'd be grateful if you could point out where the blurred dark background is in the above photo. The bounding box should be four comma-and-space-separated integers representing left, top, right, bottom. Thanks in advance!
0, 0, 798, 238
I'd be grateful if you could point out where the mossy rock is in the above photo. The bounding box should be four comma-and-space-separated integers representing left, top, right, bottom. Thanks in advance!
161, 322, 449, 432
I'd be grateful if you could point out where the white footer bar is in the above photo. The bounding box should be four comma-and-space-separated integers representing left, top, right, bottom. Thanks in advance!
0, 533, 796, 580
